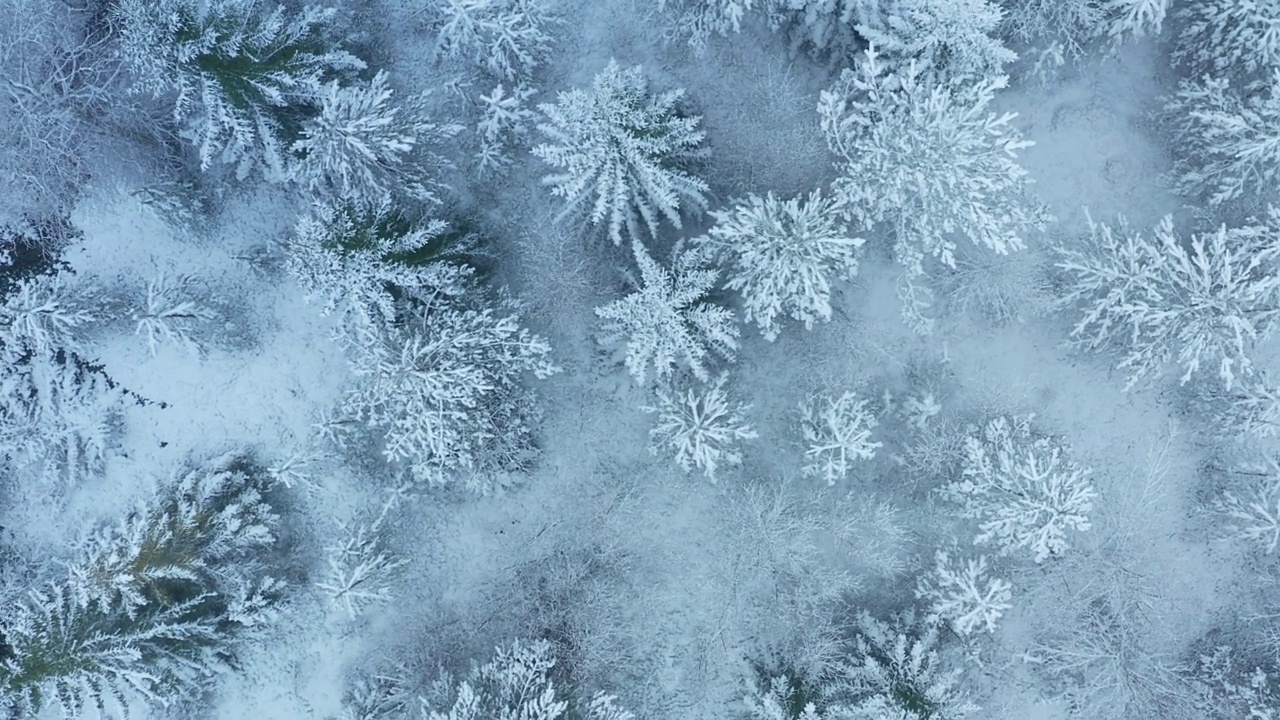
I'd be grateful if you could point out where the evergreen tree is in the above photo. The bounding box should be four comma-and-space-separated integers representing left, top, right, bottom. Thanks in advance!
114, 0, 364, 179
533, 61, 709, 246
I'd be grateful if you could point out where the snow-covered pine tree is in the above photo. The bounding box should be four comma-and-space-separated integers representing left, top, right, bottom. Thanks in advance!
291, 70, 461, 207
428, 0, 562, 81
643, 373, 757, 481
914, 549, 1012, 636
286, 198, 475, 332
1103, 0, 1168, 42
595, 241, 738, 386
532, 61, 709, 246
694, 190, 864, 341
996, 0, 1104, 55
799, 391, 880, 485
0, 349, 122, 487
1173, 0, 1280, 81
0, 270, 97, 359
1054, 210, 1280, 390
818, 47, 1043, 280
419, 639, 634, 720
855, 0, 1016, 81
654, 0, 762, 53
0, 271, 121, 487
113, 0, 364, 180
744, 672, 825, 719
315, 494, 407, 620
340, 295, 558, 491
1165, 72, 1280, 207
0, 454, 284, 716
940, 415, 1096, 563
825, 610, 979, 719
474, 82, 537, 176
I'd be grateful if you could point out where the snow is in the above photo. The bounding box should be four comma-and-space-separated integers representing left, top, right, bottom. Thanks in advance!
1, 1, 1268, 719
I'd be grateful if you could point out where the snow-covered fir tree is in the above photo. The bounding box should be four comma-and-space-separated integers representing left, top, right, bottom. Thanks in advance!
1165, 72, 1280, 207
419, 639, 634, 720
799, 391, 880, 485
113, 0, 364, 179
693, 190, 864, 341
818, 47, 1044, 280
428, 0, 562, 81
1173, 0, 1280, 80
825, 610, 979, 719
532, 61, 709, 246
340, 295, 558, 490
286, 198, 475, 331
914, 549, 1012, 636
643, 373, 757, 481
291, 71, 461, 207
595, 241, 738, 386
855, 0, 1017, 81
1054, 210, 1280, 390
941, 415, 1096, 563
0, 454, 284, 716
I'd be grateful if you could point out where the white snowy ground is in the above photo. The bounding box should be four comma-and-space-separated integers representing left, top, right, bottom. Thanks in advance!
25, 4, 1253, 719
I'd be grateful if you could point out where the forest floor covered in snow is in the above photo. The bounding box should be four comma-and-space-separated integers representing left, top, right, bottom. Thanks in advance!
5, 0, 1280, 718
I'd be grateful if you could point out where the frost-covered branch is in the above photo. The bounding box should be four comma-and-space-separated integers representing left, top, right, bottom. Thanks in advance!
1173, 0, 1280, 80
341, 298, 558, 490
474, 82, 537, 176
1211, 455, 1280, 554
